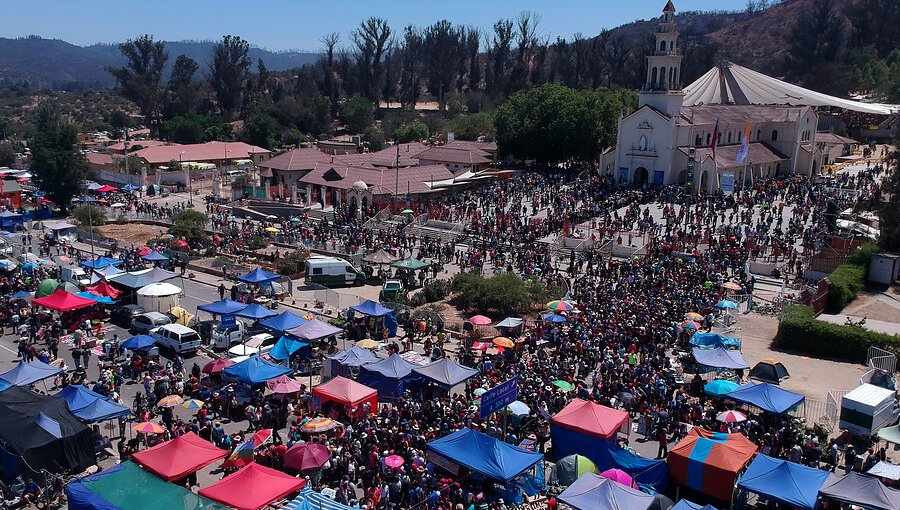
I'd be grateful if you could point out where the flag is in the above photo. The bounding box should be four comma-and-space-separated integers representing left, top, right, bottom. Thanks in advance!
736, 120, 752, 164
711, 119, 720, 162
222, 440, 255, 467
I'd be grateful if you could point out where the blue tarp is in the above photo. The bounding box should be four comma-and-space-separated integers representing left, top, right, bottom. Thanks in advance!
121, 335, 156, 350
727, 382, 805, 414
412, 358, 479, 389
259, 311, 308, 334
671, 499, 718, 510
351, 299, 393, 317
268, 335, 310, 361
558, 473, 655, 510
140, 250, 169, 262
76, 291, 116, 305
197, 299, 248, 315
358, 354, 421, 400
80, 257, 123, 270
550, 423, 669, 492
427, 428, 544, 482
233, 303, 278, 320
222, 355, 292, 385
0, 360, 63, 386
737, 454, 829, 510
282, 488, 357, 510
692, 347, 750, 370
690, 332, 741, 350
235, 267, 280, 284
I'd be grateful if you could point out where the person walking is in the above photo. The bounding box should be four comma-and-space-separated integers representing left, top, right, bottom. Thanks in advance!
657, 426, 669, 459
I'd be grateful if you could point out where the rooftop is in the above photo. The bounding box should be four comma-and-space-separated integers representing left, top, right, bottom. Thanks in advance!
679, 141, 789, 169
133, 141, 269, 165
678, 105, 808, 126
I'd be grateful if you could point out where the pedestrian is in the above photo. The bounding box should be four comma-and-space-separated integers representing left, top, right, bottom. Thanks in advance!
218, 284, 226, 300
657, 426, 669, 459
72, 348, 82, 371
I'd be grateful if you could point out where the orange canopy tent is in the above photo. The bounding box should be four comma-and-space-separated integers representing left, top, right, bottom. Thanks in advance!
667, 428, 758, 501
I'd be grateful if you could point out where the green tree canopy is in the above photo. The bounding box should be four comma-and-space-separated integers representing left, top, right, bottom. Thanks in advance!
395, 121, 429, 143
342, 96, 375, 134
169, 209, 209, 243
29, 102, 91, 213
209, 35, 251, 119
162, 113, 232, 144
444, 112, 495, 141
71, 204, 107, 228
494, 83, 636, 162
106, 35, 168, 136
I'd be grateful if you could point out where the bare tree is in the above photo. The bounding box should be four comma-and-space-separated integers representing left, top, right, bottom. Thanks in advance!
352, 17, 392, 102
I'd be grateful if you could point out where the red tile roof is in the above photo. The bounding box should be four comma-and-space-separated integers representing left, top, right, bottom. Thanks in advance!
134, 141, 269, 165
300, 163, 453, 196
257, 148, 334, 172
443, 140, 497, 154
416, 146, 491, 165
815, 132, 859, 145
86, 153, 115, 166
106, 139, 167, 152
679, 142, 789, 169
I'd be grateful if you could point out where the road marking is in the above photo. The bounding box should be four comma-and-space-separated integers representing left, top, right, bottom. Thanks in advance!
0, 343, 17, 355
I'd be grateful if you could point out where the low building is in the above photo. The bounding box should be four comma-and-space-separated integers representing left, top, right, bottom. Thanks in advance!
132, 141, 271, 168
815, 132, 859, 165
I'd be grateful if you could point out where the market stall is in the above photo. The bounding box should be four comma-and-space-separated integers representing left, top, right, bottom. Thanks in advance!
411, 357, 479, 390
818, 471, 900, 510
726, 382, 805, 414
323, 346, 380, 379
358, 353, 421, 401
223, 355, 293, 385
311, 376, 378, 416
667, 428, 757, 501
259, 311, 309, 335
198, 462, 304, 510
557, 472, 655, 510
131, 432, 227, 482
736, 454, 829, 510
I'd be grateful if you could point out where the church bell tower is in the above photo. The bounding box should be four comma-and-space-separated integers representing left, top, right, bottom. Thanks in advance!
639, 0, 685, 117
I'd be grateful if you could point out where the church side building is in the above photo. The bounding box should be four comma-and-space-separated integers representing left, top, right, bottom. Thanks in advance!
605, 1, 823, 193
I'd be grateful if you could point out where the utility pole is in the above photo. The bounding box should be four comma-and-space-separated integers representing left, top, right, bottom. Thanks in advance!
393, 144, 400, 214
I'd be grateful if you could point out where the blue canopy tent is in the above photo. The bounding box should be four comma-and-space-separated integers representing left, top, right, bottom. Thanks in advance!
412, 358, 479, 390
81, 257, 123, 270
233, 303, 278, 320
122, 183, 140, 191
0, 210, 24, 231
737, 454, 829, 510
140, 250, 169, 262
818, 471, 900, 510
0, 360, 63, 386
351, 300, 393, 317
268, 335, 311, 361
285, 319, 344, 341
726, 382, 805, 414
358, 353, 421, 401
235, 268, 280, 284
76, 291, 116, 305
260, 311, 308, 335
672, 500, 718, 510
427, 428, 545, 504
692, 347, 750, 371
54, 384, 130, 423
120, 335, 156, 350
282, 488, 357, 510
690, 332, 741, 350
325, 346, 381, 378
55, 385, 107, 412
222, 355, 292, 385
557, 473, 655, 510
197, 299, 248, 315
107, 273, 153, 290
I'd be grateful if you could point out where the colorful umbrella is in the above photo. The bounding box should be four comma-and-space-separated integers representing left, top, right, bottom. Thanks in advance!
681, 320, 700, 330
553, 380, 575, 391
471, 341, 491, 351
686, 312, 704, 320
401, 209, 414, 214
493, 337, 515, 348
132, 422, 165, 434
266, 375, 304, 394
547, 300, 575, 312
222, 440, 256, 467
468, 315, 492, 326
716, 300, 738, 310
202, 358, 236, 374
356, 339, 378, 349
721, 282, 743, 291
264, 227, 280, 233
284, 442, 330, 472
301, 417, 340, 433
473, 387, 488, 396
161, 234, 174, 239
704, 380, 740, 396
157, 395, 184, 408
544, 314, 567, 323
251, 429, 273, 447
505, 400, 530, 416
181, 399, 204, 410
600, 468, 636, 488
385, 455, 405, 468
716, 410, 748, 423
175, 240, 189, 247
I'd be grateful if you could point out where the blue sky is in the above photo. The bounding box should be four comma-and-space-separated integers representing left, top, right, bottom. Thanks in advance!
6, 1, 747, 52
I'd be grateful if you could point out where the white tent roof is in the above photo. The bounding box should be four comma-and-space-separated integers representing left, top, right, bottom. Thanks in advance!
135, 282, 182, 297
684, 61, 899, 115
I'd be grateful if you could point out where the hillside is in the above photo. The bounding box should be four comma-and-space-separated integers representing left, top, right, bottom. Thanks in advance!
0, 36, 320, 90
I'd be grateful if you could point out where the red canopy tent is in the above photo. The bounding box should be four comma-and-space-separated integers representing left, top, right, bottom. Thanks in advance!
198, 462, 304, 510
31, 289, 97, 312
312, 376, 378, 415
131, 431, 228, 481
667, 428, 758, 501
85, 281, 122, 299
551, 398, 630, 438
94, 185, 119, 193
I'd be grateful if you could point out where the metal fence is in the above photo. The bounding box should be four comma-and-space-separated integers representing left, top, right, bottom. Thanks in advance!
868, 346, 897, 373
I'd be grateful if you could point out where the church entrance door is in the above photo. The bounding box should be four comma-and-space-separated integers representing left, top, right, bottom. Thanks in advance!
634, 167, 649, 185
700, 171, 709, 192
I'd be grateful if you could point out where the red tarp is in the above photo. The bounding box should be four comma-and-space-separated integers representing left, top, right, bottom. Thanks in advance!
667, 428, 759, 501
32, 289, 97, 312
550, 398, 630, 438
131, 431, 227, 481
312, 376, 378, 413
85, 281, 122, 299
199, 462, 304, 510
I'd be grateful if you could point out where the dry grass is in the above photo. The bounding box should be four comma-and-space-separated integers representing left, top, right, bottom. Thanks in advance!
97, 223, 167, 247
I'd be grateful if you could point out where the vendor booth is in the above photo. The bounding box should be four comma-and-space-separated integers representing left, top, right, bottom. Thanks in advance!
690, 332, 741, 350
199, 462, 304, 510
671, 500, 718, 510
349, 300, 397, 338
426, 427, 545, 505
234, 303, 277, 320
667, 428, 757, 501
324, 346, 380, 379
198, 298, 248, 316
235, 267, 280, 285
818, 471, 900, 510
268, 335, 311, 362
67, 461, 228, 510
223, 355, 293, 385
358, 353, 420, 401
557, 472, 655, 510
131, 432, 227, 481
32, 289, 96, 313
136, 282, 182, 312
312, 376, 378, 415
839, 383, 899, 436
55, 384, 129, 423
726, 382, 804, 414
260, 311, 308, 335
285, 319, 343, 343
0, 360, 62, 387
81, 257, 123, 271
282, 487, 358, 510
412, 357, 479, 390
692, 347, 750, 371
736, 454, 829, 510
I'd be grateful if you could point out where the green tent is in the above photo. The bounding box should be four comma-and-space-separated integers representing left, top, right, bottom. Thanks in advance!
67, 461, 228, 510
36, 278, 60, 298
391, 257, 430, 271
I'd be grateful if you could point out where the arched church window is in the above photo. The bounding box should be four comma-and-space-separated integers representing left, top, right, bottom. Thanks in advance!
772, 130, 778, 141
660, 40, 666, 52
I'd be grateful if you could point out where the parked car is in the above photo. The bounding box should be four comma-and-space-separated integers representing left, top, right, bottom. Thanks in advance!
228, 333, 276, 358
131, 312, 172, 334
110, 304, 145, 326
151, 324, 202, 354
379, 279, 405, 301
211, 321, 247, 350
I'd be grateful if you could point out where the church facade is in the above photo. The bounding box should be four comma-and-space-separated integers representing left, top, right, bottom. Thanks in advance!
604, 1, 824, 193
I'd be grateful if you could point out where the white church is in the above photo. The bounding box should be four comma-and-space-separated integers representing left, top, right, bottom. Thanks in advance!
603, 0, 898, 193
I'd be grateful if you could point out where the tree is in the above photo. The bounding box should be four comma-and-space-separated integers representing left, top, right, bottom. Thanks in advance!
243, 104, 281, 149
395, 122, 429, 143
398, 26, 424, 108
422, 20, 464, 111
106, 35, 168, 136
451, 272, 560, 316
0, 142, 15, 166
256, 58, 270, 94
168, 54, 200, 117
29, 102, 91, 213
71, 204, 107, 228
879, 147, 900, 251
209, 35, 251, 119
362, 126, 386, 151
342, 96, 374, 134
275, 247, 310, 276
785, 0, 843, 80
169, 209, 209, 242
444, 112, 494, 140
318, 33, 341, 116
162, 113, 232, 144
352, 17, 392, 102
117, 154, 143, 175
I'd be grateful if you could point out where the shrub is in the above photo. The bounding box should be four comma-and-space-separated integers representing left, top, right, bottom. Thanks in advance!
410, 279, 451, 307
450, 272, 559, 316
827, 263, 866, 312
774, 304, 900, 363
275, 248, 310, 276
71, 204, 107, 227
169, 209, 208, 243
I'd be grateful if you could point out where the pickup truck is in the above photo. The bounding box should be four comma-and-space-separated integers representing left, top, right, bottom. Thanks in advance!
211, 321, 246, 350
151, 324, 202, 354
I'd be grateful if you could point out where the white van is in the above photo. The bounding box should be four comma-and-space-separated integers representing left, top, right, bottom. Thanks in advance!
305, 256, 365, 287
61, 267, 91, 287
151, 324, 202, 354
211, 321, 247, 350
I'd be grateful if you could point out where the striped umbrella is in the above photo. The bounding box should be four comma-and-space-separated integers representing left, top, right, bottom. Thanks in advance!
716, 410, 748, 423
680, 320, 700, 330
301, 417, 341, 433
157, 395, 184, 408
132, 422, 165, 434
356, 339, 378, 349
686, 312, 704, 320
547, 300, 576, 312
181, 399, 205, 410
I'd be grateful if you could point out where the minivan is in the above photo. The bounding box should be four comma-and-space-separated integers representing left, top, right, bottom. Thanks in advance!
151, 324, 202, 354
131, 312, 172, 334
61, 267, 91, 287
305, 256, 366, 287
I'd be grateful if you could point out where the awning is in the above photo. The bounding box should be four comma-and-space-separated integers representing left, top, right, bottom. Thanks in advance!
0, 360, 63, 386
131, 432, 227, 481
551, 398, 630, 439
235, 267, 281, 284
223, 355, 293, 385
692, 347, 750, 370
199, 462, 304, 510
690, 332, 741, 350
259, 311, 309, 334
726, 381, 804, 414
312, 376, 378, 408
737, 454, 829, 510
268, 336, 310, 361
350, 299, 393, 317
234, 303, 278, 320
285, 319, 343, 341
391, 257, 430, 270
558, 473, 654, 510
32, 289, 97, 312
426, 428, 544, 483
818, 472, 900, 510
198, 298, 248, 315
80, 256, 123, 270
412, 357, 479, 389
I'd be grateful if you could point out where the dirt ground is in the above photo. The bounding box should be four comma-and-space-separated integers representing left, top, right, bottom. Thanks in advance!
97, 223, 167, 247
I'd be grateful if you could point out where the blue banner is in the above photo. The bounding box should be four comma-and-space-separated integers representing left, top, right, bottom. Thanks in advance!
480, 376, 518, 419
221, 314, 236, 328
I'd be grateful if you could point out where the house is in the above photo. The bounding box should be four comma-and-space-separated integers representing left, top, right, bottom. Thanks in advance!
815, 132, 859, 165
